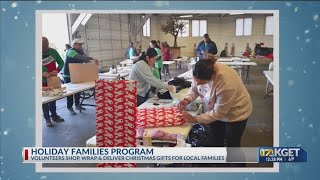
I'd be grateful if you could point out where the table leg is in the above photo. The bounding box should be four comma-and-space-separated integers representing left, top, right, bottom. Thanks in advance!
80, 92, 85, 113
164, 67, 167, 82
176, 61, 179, 74
246, 66, 250, 83
79, 89, 96, 112
175, 61, 178, 76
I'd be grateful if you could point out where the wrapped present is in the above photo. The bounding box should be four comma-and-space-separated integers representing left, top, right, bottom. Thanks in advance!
95, 80, 137, 168
137, 107, 185, 128
137, 128, 178, 147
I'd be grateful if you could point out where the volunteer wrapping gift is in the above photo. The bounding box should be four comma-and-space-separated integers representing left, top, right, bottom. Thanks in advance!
177, 53, 252, 148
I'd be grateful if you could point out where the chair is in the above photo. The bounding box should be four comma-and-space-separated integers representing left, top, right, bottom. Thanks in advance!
265, 62, 274, 99
269, 62, 274, 71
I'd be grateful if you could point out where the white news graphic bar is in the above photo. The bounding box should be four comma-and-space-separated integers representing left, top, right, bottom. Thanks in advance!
22, 147, 227, 163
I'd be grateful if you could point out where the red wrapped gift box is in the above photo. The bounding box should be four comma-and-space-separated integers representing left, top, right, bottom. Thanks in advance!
137, 107, 185, 128
95, 80, 137, 168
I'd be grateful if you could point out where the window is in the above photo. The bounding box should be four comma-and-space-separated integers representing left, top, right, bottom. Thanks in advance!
143, 18, 150, 37
236, 18, 252, 36
178, 20, 189, 37
265, 16, 273, 35
192, 20, 207, 37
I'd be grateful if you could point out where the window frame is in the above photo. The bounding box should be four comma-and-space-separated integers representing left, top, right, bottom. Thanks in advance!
265, 16, 274, 36
191, 19, 208, 37
143, 17, 151, 37
235, 17, 252, 36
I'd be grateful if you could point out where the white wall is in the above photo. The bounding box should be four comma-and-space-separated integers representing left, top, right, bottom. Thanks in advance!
76, 14, 131, 68
42, 13, 69, 56
141, 14, 273, 57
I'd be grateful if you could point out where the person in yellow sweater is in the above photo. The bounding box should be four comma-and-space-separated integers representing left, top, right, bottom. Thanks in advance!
177, 53, 252, 148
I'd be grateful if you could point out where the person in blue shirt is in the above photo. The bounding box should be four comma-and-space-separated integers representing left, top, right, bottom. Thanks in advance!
125, 42, 138, 59
196, 34, 218, 60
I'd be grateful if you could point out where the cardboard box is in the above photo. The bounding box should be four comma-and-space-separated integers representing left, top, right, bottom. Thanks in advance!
47, 76, 61, 89
69, 63, 98, 83
170, 47, 181, 59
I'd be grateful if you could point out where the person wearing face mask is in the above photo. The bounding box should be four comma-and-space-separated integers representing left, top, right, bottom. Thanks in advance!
129, 48, 175, 106
177, 53, 252, 148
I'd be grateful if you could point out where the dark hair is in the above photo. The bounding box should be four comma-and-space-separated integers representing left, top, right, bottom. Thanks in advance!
150, 40, 160, 48
203, 34, 209, 38
65, 44, 72, 50
138, 48, 158, 64
193, 53, 216, 80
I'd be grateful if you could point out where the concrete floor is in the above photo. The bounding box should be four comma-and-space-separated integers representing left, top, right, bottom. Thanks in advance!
42, 59, 273, 168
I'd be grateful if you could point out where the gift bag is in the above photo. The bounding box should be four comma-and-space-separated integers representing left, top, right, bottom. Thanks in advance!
95, 80, 137, 168
47, 76, 61, 89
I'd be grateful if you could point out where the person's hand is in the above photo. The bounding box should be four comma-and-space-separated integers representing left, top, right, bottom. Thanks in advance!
42, 72, 51, 78
92, 58, 99, 65
167, 85, 175, 92
42, 87, 53, 91
176, 99, 189, 111
176, 111, 197, 123
49, 70, 59, 76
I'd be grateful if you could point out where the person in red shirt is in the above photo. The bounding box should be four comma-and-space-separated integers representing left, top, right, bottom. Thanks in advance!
160, 42, 170, 75
42, 37, 65, 127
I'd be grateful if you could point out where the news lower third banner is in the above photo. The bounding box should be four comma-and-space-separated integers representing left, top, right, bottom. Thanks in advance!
22, 147, 307, 163
22, 147, 227, 163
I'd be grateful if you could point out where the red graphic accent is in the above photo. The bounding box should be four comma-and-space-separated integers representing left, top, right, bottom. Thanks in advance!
95, 80, 137, 168
137, 107, 185, 128
25, 149, 28, 160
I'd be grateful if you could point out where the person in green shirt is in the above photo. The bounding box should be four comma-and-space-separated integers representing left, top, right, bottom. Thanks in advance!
152, 67, 160, 79
61, 44, 72, 60
150, 40, 163, 80
42, 37, 65, 127
63, 38, 98, 115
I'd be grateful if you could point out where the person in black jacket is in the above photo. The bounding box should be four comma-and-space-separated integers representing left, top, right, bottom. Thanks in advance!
63, 38, 98, 115
196, 34, 218, 59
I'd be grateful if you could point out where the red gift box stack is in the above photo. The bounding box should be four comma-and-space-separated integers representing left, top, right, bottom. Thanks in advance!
95, 80, 137, 168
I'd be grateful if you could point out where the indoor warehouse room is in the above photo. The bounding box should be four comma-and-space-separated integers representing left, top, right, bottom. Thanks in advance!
41, 12, 275, 168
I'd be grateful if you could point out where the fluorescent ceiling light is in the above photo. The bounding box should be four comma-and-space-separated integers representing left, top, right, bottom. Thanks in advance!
179, 15, 193, 18
229, 13, 245, 15
81, 13, 92, 26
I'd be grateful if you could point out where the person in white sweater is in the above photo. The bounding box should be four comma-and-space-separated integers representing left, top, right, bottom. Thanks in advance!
177, 53, 252, 147
129, 48, 175, 106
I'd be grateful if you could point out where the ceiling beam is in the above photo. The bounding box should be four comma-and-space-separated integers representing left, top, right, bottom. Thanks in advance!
71, 13, 92, 35
132, 14, 152, 38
